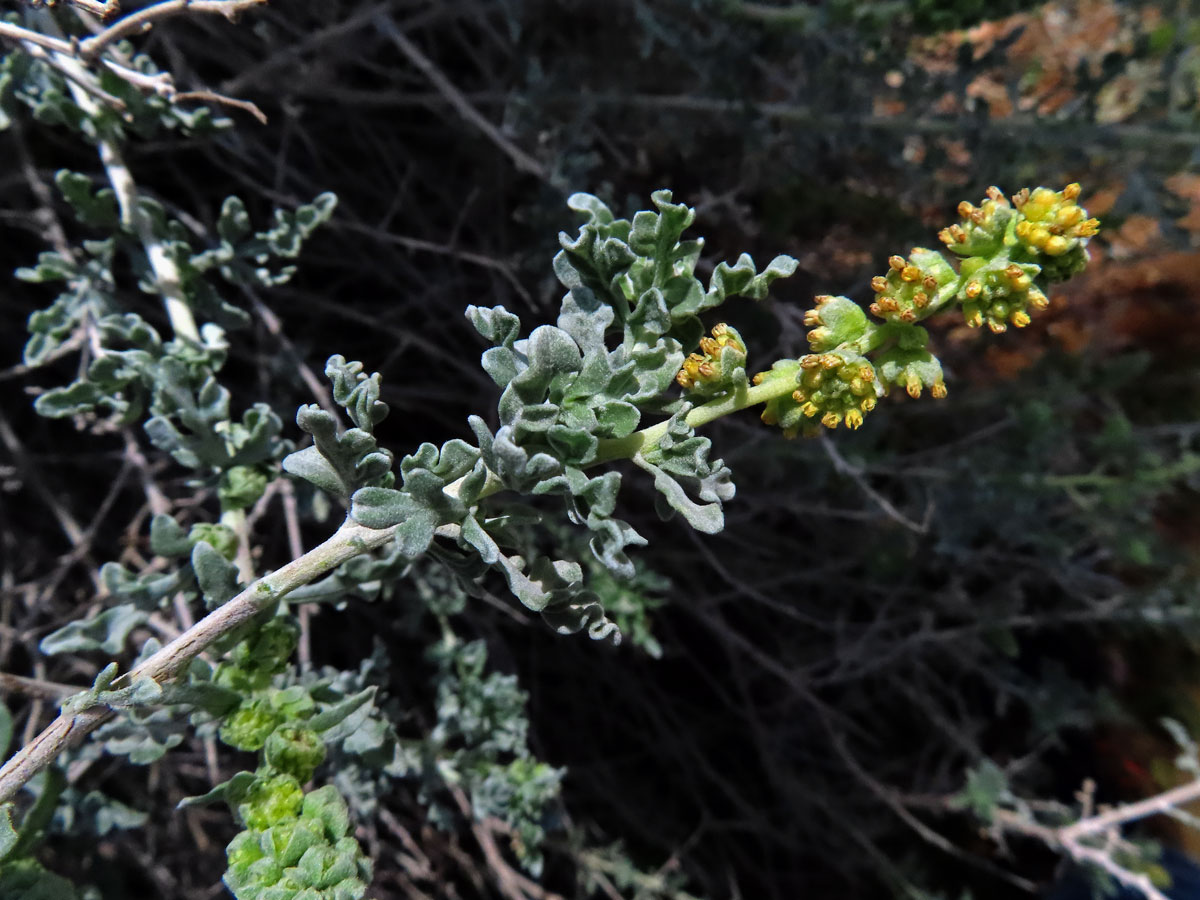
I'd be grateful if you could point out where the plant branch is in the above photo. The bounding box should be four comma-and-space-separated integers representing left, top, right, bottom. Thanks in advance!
993, 806, 1172, 900
77, 0, 268, 62
0, 368, 791, 801
44, 43, 202, 342
0, 517, 394, 804
0, 21, 73, 56
594, 375, 797, 463
0, 671, 82, 702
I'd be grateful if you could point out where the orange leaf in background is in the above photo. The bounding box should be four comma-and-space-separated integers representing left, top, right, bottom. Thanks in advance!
1166, 174, 1200, 235
1105, 214, 1163, 259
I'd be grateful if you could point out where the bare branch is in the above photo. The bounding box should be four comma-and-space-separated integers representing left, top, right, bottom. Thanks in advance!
373, 15, 549, 183
0, 20, 73, 55
0, 671, 82, 702
0, 518, 398, 805
77, 0, 268, 62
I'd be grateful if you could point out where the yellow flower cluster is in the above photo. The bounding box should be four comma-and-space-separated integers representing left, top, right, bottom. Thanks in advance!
676, 323, 746, 391
1012, 183, 1100, 258
789, 351, 879, 431
868, 249, 956, 325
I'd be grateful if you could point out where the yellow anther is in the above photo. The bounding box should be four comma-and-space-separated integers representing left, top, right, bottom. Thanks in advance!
821, 411, 841, 429
1029, 290, 1049, 310
1055, 206, 1083, 228
860, 396, 877, 412
800, 355, 820, 369
801, 402, 820, 418
871, 276, 889, 293
987, 320, 1007, 334
905, 377, 921, 399
965, 281, 982, 300
752, 372, 765, 385
930, 381, 947, 399
912, 291, 928, 308
957, 201, 975, 219
985, 186, 1005, 203
922, 275, 939, 291
1011, 310, 1031, 328
1063, 183, 1081, 201
699, 337, 719, 356
900, 265, 920, 282
804, 309, 821, 326
819, 354, 839, 369
845, 409, 864, 429
1042, 235, 1070, 256
889, 255, 906, 271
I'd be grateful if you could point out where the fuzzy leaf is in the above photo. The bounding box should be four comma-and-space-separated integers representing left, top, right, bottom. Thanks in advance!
283, 445, 345, 496
192, 541, 240, 608
40, 604, 148, 656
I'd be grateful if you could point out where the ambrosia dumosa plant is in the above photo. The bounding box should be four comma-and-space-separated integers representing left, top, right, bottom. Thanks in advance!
0, 3, 1100, 897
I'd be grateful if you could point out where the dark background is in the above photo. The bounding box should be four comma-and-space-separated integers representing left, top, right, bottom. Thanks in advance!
3, 1, 1200, 897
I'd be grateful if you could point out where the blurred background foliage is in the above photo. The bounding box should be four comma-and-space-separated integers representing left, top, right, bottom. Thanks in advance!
3, 0, 1200, 897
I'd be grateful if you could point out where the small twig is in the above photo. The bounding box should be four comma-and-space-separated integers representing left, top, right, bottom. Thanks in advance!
1062, 776, 1200, 841
448, 785, 562, 900
0, 20, 73, 56
101, 57, 175, 96
993, 807, 1171, 900
0, 671, 82, 701
16, 38, 129, 113
35, 0, 123, 19
44, 39, 202, 342
374, 15, 550, 182
77, 0, 268, 62
820, 435, 930, 534
173, 88, 267, 124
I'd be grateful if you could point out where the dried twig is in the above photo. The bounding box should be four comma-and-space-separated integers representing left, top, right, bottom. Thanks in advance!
373, 15, 550, 183
77, 0, 268, 62
0, 671, 82, 702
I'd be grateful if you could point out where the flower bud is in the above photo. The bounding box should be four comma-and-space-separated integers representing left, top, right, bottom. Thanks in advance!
954, 257, 1046, 332
676, 323, 747, 396
876, 348, 946, 400
938, 188, 1013, 258
790, 350, 881, 432
221, 698, 283, 751
1011, 183, 1098, 282
237, 772, 304, 831
753, 359, 806, 438
264, 726, 327, 783
804, 295, 868, 351
868, 249, 956, 325
188, 522, 239, 561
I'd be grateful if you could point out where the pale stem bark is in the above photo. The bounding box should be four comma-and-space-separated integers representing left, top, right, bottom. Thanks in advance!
77, 0, 268, 62
0, 372, 791, 802
42, 29, 202, 343
0, 518, 396, 804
